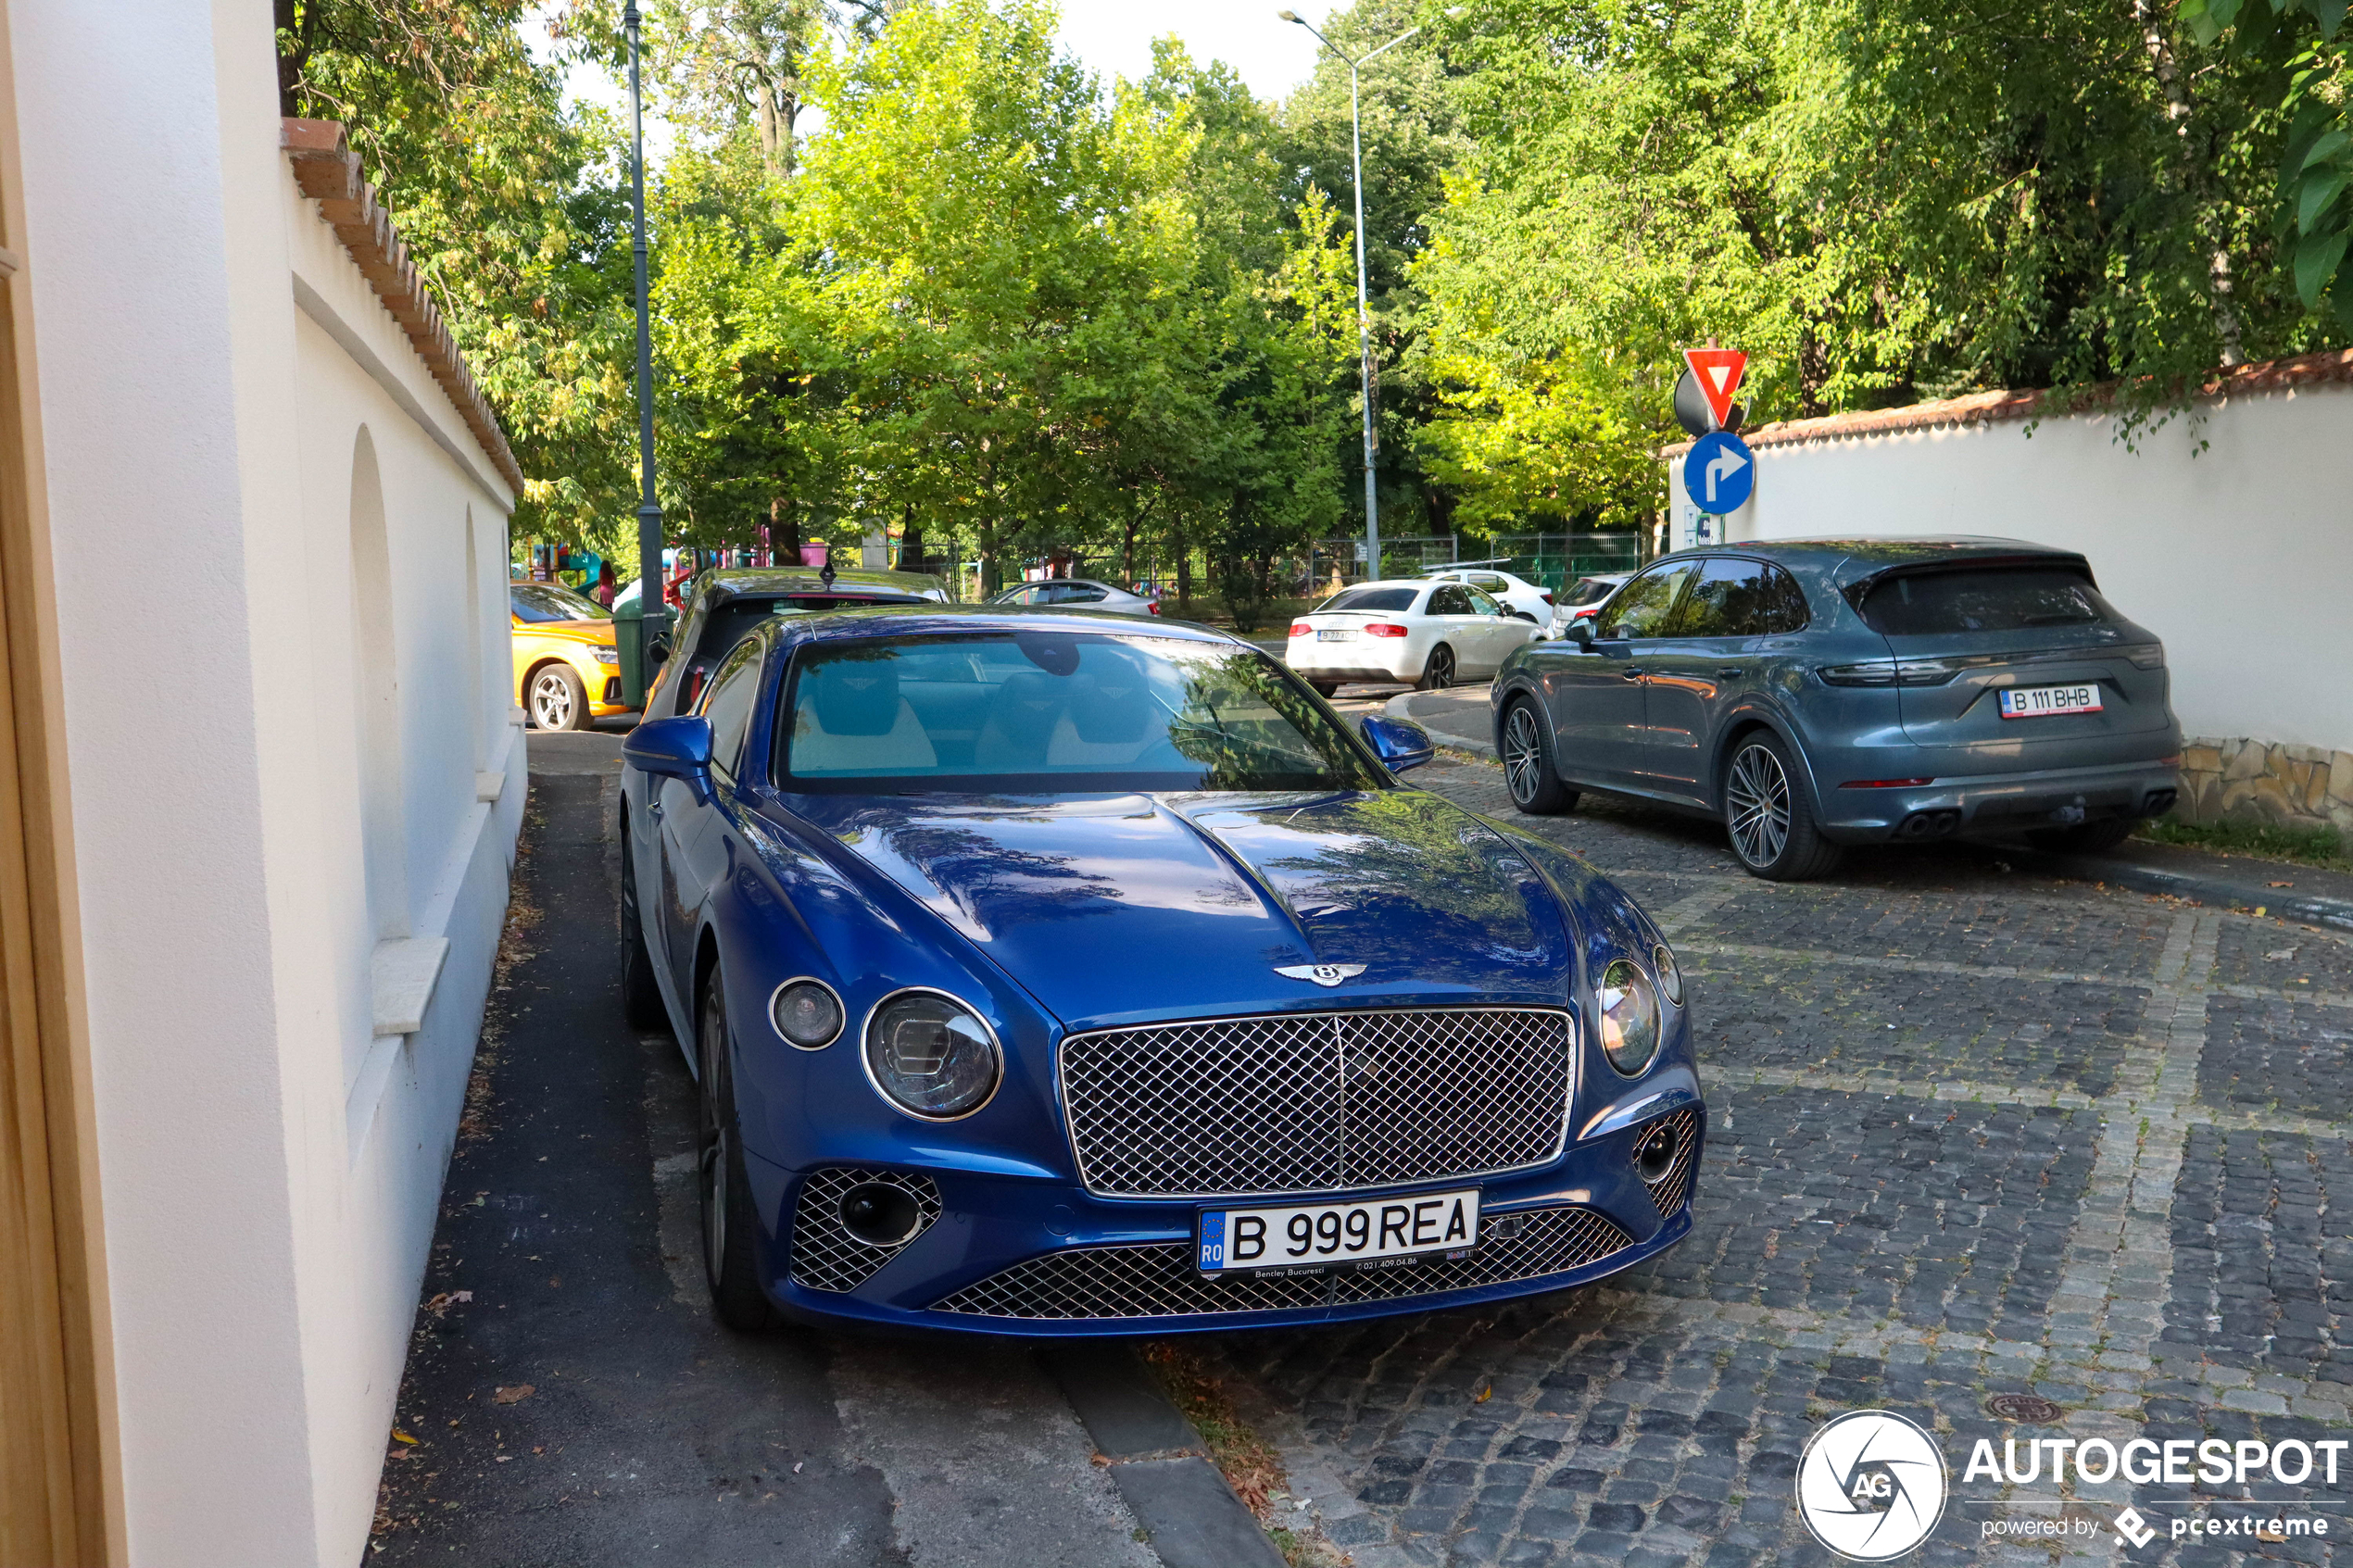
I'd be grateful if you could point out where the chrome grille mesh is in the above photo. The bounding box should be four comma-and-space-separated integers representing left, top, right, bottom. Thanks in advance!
789, 1167, 941, 1295
1060, 1008, 1573, 1198
1640, 1109, 1701, 1220
931, 1205, 1632, 1320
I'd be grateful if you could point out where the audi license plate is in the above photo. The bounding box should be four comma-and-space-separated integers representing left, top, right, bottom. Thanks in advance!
1998, 683, 2103, 719
1316, 628, 1356, 642
1197, 1189, 1479, 1276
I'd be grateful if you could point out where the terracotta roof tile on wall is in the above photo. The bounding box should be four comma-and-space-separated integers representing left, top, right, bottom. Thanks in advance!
1661, 346, 2353, 458
280, 118, 526, 495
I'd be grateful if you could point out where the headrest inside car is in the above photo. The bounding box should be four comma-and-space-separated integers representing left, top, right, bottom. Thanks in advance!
809, 659, 901, 736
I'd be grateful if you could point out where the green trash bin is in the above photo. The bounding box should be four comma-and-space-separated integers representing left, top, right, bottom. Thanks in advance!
611, 591, 673, 712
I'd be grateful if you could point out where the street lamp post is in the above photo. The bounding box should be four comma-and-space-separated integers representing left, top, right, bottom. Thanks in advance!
623, 1, 667, 663
1280, 9, 1427, 583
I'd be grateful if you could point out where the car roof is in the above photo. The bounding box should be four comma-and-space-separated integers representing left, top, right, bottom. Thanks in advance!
1669, 536, 2076, 568
699, 567, 937, 604
753, 603, 1243, 649
1321, 579, 1433, 593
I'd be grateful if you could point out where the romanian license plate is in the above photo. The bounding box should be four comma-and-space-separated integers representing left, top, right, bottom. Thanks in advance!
1316, 628, 1357, 643
1196, 1189, 1479, 1276
1998, 683, 2104, 719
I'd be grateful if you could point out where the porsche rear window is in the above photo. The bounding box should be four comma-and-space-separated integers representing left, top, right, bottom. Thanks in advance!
774, 632, 1387, 793
1854, 567, 2116, 635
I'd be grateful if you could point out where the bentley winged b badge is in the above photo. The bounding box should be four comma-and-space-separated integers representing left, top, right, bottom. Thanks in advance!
1274, 962, 1368, 987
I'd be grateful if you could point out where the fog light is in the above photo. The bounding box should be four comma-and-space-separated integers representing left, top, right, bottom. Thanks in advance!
837, 1182, 922, 1247
1634, 1122, 1680, 1184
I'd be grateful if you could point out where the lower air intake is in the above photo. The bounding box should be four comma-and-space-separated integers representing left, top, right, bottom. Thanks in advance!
1637, 1108, 1701, 1220
930, 1205, 1633, 1321
790, 1167, 942, 1294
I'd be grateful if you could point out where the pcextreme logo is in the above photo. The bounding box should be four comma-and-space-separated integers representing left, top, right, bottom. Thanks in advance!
1795, 1411, 1948, 1561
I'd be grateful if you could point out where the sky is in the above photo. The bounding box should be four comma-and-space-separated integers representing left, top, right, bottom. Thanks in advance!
526, 1, 1336, 159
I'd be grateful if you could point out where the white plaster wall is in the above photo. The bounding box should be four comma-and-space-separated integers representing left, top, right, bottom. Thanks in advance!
7, 3, 521, 1562
1666, 386, 2353, 756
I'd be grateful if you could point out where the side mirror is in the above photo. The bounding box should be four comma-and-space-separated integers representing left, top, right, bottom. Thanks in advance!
647, 633, 673, 664
624, 715, 715, 800
1360, 714, 1437, 773
1564, 621, 1596, 649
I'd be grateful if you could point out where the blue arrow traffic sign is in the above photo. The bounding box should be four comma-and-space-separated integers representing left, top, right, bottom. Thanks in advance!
1683, 430, 1755, 514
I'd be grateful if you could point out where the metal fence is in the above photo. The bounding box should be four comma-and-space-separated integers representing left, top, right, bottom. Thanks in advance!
1302, 533, 1642, 593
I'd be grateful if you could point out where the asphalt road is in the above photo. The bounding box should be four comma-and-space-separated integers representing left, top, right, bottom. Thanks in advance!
371, 734, 1162, 1568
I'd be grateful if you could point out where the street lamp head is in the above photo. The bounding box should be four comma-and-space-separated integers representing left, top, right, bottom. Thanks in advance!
1277, 9, 1301, 20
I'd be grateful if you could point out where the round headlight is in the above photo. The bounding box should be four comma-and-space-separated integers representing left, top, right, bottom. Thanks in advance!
1653, 943, 1684, 1008
772, 979, 844, 1049
1597, 959, 1660, 1076
863, 990, 1002, 1119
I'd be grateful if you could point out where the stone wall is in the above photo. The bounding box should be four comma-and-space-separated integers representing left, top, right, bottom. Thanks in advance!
2178, 737, 2353, 838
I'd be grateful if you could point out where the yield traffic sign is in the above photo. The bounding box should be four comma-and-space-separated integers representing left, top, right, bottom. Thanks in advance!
1682, 347, 1748, 430
1683, 430, 1755, 513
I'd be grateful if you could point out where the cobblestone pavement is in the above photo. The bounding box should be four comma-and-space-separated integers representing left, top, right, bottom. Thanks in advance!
1202, 760, 2353, 1567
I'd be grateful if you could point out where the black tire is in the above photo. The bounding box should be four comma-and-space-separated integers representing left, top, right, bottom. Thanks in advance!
2025, 818, 2137, 855
1418, 645, 1457, 691
698, 970, 781, 1332
1511, 610, 1539, 624
618, 820, 668, 1030
1308, 679, 1340, 698
1722, 731, 1844, 882
528, 661, 591, 732
1501, 699, 1579, 815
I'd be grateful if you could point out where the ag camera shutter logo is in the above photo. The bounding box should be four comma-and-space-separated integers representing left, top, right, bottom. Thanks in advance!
1796, 1410, 1948, 1560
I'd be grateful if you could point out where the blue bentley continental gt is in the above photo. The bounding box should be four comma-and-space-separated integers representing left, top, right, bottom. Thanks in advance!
618, 607, 1704, 1336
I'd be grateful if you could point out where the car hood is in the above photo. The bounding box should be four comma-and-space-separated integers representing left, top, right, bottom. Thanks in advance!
775, 789, 1576, 1029
515, 618, 615, 645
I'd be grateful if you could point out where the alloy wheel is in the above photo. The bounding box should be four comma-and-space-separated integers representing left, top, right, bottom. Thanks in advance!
698, 985, 730, 1287
1504, 706, 1543, 804
531, 670, 574, 730
1726, 743, 1792, 867
1427, 647, 1453, 689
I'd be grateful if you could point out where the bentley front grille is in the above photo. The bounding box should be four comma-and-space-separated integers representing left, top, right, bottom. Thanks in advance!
930, 1205, 1633, 1321
1059, 1007, 1574, 1198
789, 1167, 941, 1295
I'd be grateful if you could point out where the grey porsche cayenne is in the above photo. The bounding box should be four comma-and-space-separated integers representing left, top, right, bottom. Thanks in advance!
1490, 539, 2183, 881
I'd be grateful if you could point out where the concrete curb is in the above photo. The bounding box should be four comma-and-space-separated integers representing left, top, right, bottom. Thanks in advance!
1384, 689, 1497, 759
1040, 1346, 1288, 1568
1989, 846, 2353, 934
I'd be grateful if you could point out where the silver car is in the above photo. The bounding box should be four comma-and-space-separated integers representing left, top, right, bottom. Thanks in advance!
988, 578, 1161, 616
1491, 538, 2183, 881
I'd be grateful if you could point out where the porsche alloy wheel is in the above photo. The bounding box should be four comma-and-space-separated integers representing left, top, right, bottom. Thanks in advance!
1503, 700, 1577, 815
1723, 733, 1843, 882
698, 972, 779, 1330
529, 663, 588, 732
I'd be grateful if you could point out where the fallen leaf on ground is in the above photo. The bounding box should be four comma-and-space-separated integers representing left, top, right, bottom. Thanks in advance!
392, 1430, 420, 1445
494, 1386, 535, 1405
2270, 881, 2294, 888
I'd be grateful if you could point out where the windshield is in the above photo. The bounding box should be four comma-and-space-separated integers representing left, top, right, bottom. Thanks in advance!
1855, 567, 2116, 635
774, 631, 1388, 794
1315, 586, 1420, 613
511, 582, 609, 622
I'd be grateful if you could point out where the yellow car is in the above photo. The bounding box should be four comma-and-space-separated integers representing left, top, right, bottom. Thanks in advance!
510, 581, 634, 731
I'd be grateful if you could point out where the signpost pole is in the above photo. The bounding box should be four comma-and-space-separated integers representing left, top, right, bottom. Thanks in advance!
623, 0, 667, 684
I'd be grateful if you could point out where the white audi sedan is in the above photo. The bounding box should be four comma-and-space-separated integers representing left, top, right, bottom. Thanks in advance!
1285, 579, 1543, 695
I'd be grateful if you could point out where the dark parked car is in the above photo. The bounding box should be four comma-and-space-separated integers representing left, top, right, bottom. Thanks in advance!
1491, 539, 2183, 881
619, 606, 1705, 1336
